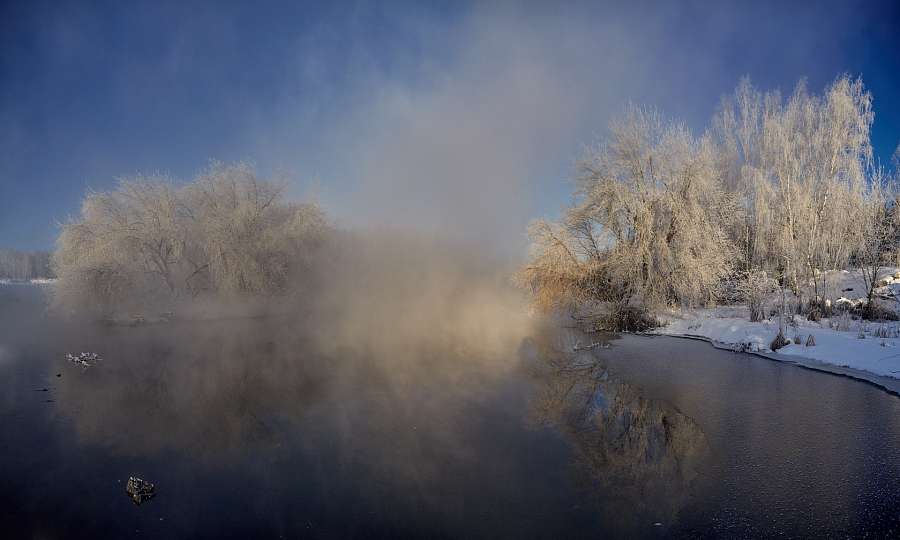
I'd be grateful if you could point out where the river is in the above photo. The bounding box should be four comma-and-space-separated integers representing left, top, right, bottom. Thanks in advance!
2, 284, 899, 538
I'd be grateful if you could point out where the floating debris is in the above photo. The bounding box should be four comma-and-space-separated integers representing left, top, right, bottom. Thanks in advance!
572, 340, 610, 352
102, 312, 172, 325
125, 477, 156, 505
66, 352, 102, 368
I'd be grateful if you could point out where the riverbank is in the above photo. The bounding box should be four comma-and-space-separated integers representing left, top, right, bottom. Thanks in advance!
659, 309, 900, 395
0, 278, 56, 285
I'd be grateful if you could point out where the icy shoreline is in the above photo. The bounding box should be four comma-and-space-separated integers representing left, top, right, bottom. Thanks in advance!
660, 311, 900, 396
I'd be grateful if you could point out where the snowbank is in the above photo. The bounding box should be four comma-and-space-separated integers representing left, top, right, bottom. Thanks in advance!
0, 278, 56, 285
660, 310, 900, 394
654, 267, 900, 394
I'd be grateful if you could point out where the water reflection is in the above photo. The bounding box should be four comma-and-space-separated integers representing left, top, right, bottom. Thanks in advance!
7, 282, 900, 538
46, 233, 533, 466
49, 317, 332, 461
42, 308, 583, 538
523, 327, 710, 531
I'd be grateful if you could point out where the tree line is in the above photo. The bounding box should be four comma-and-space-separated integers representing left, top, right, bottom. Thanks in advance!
514, 75, 900, 329
52, 161, 329, 315
0, 249, 54, 279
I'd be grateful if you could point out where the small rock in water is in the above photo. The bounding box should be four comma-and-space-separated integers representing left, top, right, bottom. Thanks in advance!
125, 477, 156, 505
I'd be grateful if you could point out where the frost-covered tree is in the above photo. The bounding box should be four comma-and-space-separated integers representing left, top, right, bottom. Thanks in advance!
0, 249, 27, 278
52, 161, 329, 315
179, 162, 329, 299
712, 75, 874, 310
514, 104, 735, 327
851, 168, 899, 318
517, 74, 890, 327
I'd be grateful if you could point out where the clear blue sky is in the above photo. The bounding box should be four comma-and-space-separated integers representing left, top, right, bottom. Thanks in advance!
2, 0, 898, 253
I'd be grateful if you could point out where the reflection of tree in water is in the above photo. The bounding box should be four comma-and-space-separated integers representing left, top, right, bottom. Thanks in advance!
523, 327, 710, 532
51, 316, 331, 462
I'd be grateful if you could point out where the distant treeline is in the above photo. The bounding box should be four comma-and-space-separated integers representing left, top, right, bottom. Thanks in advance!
0, 249, 55, 279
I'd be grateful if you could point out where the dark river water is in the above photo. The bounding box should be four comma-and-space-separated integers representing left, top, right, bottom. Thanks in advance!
3, 283, 900, 539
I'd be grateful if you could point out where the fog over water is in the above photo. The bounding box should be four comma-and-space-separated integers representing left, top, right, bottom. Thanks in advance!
1, 235, 579, 537
5, 273, 900, 537
46, 227, 535, 463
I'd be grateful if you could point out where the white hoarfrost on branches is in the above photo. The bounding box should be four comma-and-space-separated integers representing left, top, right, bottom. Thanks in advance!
516, 74, 900, 336
51, 161, 329, 315
514, 103, 736, 328
712, 75, 876, 312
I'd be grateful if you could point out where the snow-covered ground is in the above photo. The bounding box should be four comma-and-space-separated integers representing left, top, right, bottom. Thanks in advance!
660, 267, 900, 393
661, 312, 900, 376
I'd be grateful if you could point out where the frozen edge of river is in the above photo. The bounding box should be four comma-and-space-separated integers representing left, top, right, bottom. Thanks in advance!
667, 333, 900, 397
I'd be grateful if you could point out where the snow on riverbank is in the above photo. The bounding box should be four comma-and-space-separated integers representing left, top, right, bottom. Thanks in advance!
658, 267, 900, 393
0, 278, 56, 285
660, 311, 900, 379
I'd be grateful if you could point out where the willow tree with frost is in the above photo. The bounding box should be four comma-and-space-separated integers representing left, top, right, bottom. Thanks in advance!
514, 105, 735, 329
52, 161, 329, 315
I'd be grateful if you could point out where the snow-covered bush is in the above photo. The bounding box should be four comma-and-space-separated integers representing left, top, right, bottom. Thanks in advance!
735, 269, 773, 322
834, 311, 853, 332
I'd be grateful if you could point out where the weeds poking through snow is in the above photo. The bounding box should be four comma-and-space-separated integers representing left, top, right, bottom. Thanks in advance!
835, 311, 852, 332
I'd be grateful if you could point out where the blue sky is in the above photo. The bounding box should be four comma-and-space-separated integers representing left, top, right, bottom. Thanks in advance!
2, 0, 898, 253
